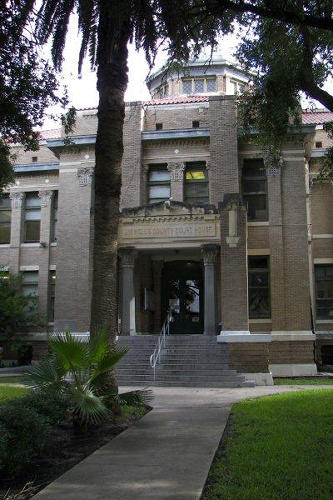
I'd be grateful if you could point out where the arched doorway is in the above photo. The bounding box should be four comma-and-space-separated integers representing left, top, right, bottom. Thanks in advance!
161, 261, 204, 334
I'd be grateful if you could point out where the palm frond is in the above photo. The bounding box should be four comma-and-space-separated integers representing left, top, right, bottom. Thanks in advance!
25, 355, 68, 395
117, 389, 154, 407
49, 332, 90, 371
70, 387, 109, 424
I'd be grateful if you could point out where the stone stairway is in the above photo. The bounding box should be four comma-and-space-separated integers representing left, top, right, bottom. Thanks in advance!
116, 335, 254, 387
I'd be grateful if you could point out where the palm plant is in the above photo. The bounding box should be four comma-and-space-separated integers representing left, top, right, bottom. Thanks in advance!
26, 331, 152, 431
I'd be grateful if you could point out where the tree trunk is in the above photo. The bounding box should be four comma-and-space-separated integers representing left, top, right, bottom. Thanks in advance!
90, 0, 131, 338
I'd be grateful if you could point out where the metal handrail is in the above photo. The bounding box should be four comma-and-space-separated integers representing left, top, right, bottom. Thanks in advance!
149, 309, 173, 381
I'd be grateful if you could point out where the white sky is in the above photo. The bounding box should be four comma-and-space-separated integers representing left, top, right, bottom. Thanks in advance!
42, 17, 332, 130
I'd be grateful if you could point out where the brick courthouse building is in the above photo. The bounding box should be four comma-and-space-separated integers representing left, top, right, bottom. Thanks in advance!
1, 57, 333, 385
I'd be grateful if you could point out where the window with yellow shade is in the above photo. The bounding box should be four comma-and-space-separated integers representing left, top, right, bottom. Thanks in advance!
184, 162, 209, 205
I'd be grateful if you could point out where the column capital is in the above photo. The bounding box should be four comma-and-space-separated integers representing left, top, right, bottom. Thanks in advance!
167, 162, 185, 181
38, 190, 54, 207
9, 191, 25, 208
119, 247, 138, 267
77, 167, 94, 186
201, 244, 219, 265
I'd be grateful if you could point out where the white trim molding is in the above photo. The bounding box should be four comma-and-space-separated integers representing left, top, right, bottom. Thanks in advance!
312, 234, 333, 239
269, 363, 317, 377
247, 221, 269, 227
218, 332, 271, 343
20, 265, 39, 271
314, 258, 333, 264
242, 372, 274, 386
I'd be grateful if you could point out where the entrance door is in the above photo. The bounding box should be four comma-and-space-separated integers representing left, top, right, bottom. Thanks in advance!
162, 261, 203, 334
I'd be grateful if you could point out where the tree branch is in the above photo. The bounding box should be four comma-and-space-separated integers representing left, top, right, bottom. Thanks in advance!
203, 0, 333, 32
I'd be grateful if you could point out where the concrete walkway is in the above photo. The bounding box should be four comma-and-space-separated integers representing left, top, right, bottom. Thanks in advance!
34, 385, 333, 500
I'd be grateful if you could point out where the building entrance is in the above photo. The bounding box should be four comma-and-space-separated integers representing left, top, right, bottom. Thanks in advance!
162, 261, 204, 334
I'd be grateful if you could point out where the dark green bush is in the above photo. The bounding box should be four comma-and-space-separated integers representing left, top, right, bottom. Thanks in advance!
0, 398, 50, 477
23, 392, 71, 425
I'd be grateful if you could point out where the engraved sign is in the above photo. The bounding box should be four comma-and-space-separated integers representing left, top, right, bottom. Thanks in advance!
119, 217, 218, 242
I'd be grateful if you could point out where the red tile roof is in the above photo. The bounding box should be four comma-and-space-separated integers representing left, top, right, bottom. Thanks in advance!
302, 110, 333, 125
144, 95, 209, 106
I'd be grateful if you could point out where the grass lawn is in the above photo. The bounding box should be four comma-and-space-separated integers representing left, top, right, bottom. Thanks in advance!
0, 375, 25, 384
203, 390, 333, 500
0, 385, 28, 404
274, 377, 333, 385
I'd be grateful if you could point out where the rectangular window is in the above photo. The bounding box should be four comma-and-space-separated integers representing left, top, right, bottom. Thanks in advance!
182, 79, 192, 94
194, 79, 204, 93
242, 159, 268, 221
315, 265, 333, 320
24, 192, 41, 242
184, 162, 209, 204
148, 165, 170, 204
248, 256, 271, 319
206, 78, 217, 92
22, 271, 38, 312
51, 191, 58, 242
48, 271, 56, 322
0, 195, 11, 244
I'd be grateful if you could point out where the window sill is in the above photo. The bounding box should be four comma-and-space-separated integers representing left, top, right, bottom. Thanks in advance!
249, 319, 272, 323
50, 242, 57, 247
0, 244, 10, 247
247, 221, 269, 226
316, 320, 333, 324
21, 243, 40, 247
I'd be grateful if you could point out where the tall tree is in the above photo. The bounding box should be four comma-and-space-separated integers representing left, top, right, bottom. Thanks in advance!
28, 0, 229, 336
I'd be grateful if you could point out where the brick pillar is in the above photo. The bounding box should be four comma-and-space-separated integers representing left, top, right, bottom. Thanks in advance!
208, 96, 239, 206
167, 162, 184, 202
9, 191, 25, 274
37, 190, 54, 319
281, 156, 311, 331
120, 102, 143, 209
219, 194, 249, 333
152, 260, 163, 333
54, 162, 94, 332
267, 163, 286, 331
201, 244, 218, 335
119, 247, 137, 335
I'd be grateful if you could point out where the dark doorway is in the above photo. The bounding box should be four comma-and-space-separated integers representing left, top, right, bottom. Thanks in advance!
162, 261, 204, 334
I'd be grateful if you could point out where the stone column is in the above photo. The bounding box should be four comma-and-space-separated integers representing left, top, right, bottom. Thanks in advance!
9, 192, 25, 274
152, 260, 164, 333
167, 162, 185, 202
38, 190, 54, 318
201, 244, 218, 336
219, 194, 249, 334
119, 248, 137, 335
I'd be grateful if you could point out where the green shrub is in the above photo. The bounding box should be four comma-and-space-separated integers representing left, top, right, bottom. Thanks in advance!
23, 392, 71, 425
0, 398, 50, 477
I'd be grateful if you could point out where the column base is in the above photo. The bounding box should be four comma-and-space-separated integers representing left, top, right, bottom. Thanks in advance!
242, 372, 274, 386
269, 363, 317, 377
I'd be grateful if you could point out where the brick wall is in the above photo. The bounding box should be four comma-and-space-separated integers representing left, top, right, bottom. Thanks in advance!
209, 96, 239, 205
144, 105, 209, 131
120, 103, 143, 208
269, 341, 314, 364
229, 343, 270, 373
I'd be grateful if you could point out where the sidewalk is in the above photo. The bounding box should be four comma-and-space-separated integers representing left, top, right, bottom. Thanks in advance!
34, 385, 333, 499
